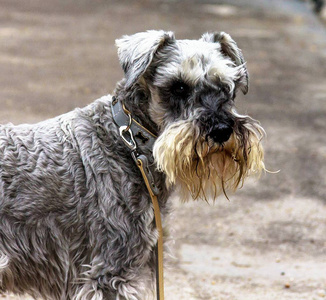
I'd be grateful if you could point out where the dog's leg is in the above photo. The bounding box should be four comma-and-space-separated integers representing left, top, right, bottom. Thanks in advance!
73, 265, 154, 300
74, 282, 104, 300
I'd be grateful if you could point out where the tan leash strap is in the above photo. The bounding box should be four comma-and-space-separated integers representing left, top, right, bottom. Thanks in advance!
137, 158, 164, 300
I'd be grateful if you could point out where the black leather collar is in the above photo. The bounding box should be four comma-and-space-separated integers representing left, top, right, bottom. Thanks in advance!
111, 97, 157, 151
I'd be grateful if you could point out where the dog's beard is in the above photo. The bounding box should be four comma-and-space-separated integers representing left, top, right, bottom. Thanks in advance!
153, 116, 265, 201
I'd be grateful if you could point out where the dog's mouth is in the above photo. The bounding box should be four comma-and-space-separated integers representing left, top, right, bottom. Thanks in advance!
153, 117, 265, 201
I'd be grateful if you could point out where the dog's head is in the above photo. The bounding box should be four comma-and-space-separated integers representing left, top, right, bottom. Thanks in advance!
116, 30, 265, 201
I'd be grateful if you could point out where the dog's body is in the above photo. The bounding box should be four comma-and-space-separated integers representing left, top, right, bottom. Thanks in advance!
0, 97, 168, 299
0, 31, 264, 300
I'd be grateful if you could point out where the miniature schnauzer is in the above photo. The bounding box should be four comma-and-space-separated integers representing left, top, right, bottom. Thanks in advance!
0, 30, 265, 300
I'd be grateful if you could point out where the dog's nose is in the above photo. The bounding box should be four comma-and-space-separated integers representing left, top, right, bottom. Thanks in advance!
208, 122, 233, 144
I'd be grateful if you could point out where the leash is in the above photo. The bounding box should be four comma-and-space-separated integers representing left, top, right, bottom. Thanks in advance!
111, 97, 164, 300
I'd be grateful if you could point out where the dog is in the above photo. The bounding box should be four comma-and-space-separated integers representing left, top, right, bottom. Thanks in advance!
0, 30, 265, 300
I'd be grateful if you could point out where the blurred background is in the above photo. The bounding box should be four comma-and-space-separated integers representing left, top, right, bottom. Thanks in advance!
1, 0, 326, 299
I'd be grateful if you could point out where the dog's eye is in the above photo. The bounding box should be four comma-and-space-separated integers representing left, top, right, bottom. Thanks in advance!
171, 82, 190, 98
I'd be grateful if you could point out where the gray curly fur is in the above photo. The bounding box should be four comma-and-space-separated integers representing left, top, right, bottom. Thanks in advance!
0, 95, 169, 300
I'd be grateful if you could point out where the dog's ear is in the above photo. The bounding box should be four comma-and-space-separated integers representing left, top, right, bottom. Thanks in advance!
201, 32, 249, 95
116, 30, 175, 90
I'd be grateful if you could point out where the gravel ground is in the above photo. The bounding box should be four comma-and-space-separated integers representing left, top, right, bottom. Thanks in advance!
0, 0, 326, 299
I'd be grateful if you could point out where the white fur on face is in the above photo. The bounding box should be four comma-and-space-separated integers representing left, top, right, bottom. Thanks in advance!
154, 39, 244, 92
152, 111, 265, 201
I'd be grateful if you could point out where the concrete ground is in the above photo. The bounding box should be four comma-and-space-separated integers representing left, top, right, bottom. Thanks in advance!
1, 0, 326, 299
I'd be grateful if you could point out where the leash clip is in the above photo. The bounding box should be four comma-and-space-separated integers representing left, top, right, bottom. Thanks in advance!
119, 125, 137, 151
119, 125, 159, 196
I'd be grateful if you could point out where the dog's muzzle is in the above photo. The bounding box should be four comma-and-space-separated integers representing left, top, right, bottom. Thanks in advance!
197, 90, 235, 144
